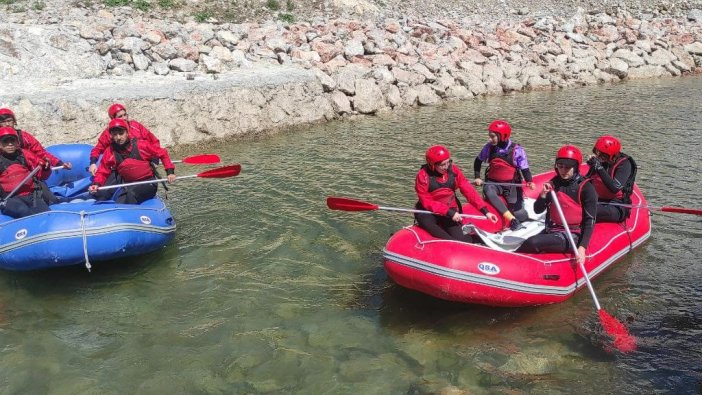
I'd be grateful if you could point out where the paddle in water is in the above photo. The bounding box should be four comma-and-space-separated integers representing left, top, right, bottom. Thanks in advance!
550, 190, 636, 352
97, 164, 241, 190
326, 196, 487, 220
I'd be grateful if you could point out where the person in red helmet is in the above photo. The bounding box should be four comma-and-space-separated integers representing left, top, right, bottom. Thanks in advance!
416, 145, 498, 241
586, 135, 637, 223
87, 119, 176, 204
517, 145, 597, 265
0, 127, 57, 218
473, 120, 535, 231
88, 103, 161, 175
0, 108, 72, 170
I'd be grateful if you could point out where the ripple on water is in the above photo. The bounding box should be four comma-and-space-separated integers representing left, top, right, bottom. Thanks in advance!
2, 77, 702, 393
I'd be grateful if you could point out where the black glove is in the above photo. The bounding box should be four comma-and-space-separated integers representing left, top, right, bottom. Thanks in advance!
587, 156, 603, 171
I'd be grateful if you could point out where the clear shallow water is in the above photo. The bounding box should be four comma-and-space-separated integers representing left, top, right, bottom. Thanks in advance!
1, 76, 701, 394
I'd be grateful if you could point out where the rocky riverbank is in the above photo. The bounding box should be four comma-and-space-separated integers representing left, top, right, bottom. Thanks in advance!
1, 2, 702, 147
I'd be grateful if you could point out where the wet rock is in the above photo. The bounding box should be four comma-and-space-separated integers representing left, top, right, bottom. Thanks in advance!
627, 64, 667, 79
330, 90, 352, 114
352, 79, 384, 113
385, 85, 402, 107
416, 84, 441, 105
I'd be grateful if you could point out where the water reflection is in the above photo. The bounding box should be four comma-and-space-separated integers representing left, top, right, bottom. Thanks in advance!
2, 76, 702, 393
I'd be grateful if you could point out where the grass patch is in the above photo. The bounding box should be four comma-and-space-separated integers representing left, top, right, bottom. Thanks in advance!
32, 1, 45, 9
265, 0, 279, 11
72, 0, 95, 7
0, 0, 16, 4
193, 10, 212, 22
157, 0, 174, 8
285, 0, 294, 11
104, 0, 130, 6
133, 0, 150, 11
278, 12, 294, 23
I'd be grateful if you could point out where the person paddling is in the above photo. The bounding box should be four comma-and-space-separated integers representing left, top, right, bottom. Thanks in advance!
416, 145, 498, 242
517, 145, 597, 265
0, 108, 72, 171
473, 120, 535, 231
0, 127, 56, 218
88, 119, 175, 204
586, 135, 637, 223
88, 103, 162, 176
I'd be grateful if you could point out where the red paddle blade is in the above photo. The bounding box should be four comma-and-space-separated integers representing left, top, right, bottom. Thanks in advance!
326, 197, 379, 211
197, 164, 241, 178
182, 154, 221, 164
661, 206, 702, 216
599, 310, 636, 353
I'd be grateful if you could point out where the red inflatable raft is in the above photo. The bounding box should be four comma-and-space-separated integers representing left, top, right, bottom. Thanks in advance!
383, 166, 651, 307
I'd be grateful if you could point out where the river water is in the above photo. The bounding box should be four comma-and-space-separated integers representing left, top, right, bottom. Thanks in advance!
1, 76, 701, 394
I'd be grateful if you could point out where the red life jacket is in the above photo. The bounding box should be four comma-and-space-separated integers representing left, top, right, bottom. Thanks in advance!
0, 153, 36, 197
424, 164, 458, 209
486, 143, 518, 182
590, 155, 633, 201
113, 139, 155, 182
550, 178, 591, 231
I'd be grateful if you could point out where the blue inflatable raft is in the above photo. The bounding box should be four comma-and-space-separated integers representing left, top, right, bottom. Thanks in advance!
0, 144, 176, 271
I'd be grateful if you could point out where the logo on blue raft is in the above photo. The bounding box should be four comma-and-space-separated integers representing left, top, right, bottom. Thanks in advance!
140, 216, 152, 225
15, 229, 27, 240
477, 262, 500, 275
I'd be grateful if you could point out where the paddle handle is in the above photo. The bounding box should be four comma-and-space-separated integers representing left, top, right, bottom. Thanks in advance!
97, 174, 196, 190
550, 190, 601, 310
483, 182, 525, 187
377, 206, 486, 220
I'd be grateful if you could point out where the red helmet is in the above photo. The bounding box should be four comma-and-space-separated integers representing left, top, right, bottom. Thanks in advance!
0, 126, 19, 140
425, 145, 451, 165
556, 145, 583, 164
0, 108, 16, 121
108, 118, 129, 132
108, 103, 126, 119
488, 119, 512, 141
593, 135, 621, 161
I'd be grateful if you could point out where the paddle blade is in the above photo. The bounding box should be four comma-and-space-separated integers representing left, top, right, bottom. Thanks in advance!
326, 197, 379, 211
598, 309, 636, 353
182, 154, 221, 164
197, 164, 241, 178
661, 206, 702, 216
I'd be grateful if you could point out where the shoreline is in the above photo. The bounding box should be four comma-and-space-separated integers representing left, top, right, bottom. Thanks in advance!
1, 6, 701, 147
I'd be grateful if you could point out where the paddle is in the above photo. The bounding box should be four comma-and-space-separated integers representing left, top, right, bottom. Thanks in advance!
483, 182, 525, 187
95, 164, 241, 191
550, 190, 636, 352
603, 202, 702, 216
172, 154, 221, 165
0, 166, 42, 208
326, 196, 488, 220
